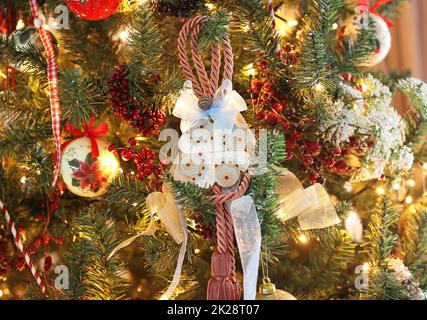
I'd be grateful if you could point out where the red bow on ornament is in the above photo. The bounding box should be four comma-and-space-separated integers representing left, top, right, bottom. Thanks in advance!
357, 0, 394, 27
62, 116, 109, 158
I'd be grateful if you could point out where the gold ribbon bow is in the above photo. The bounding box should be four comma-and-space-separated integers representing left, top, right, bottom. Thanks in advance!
275, 168, 340, 230
108, 183, 186, 300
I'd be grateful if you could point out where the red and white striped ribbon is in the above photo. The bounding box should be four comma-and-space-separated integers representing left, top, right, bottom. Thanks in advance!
0, 200, 49, 297
267, 0, 282, 60
29, 0, 62, 187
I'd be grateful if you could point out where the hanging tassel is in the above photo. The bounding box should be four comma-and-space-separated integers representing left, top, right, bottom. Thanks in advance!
207, 252, 241, 300
206, 196, 241, 300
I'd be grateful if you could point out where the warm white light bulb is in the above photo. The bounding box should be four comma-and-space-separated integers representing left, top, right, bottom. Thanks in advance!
376, 187, 385, 195
405, 196, 413, 204
407, 179, 416, 187
247, 68, 256, 76
16, 19, 25, 30
206, 3, 216, 10
119, 30, 130, 42
345, 211, 363, 243
287, 20, 298, 27
314, 83, 324, 92
298, 234, 308, 244
244, 64, 256, 77
100, 154, 119, 176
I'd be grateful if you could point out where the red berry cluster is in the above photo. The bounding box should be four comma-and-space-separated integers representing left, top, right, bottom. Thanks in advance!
0, 245, 9, 278
256, 43, 298, 75
193, 216, 213, 240
252, 79, 287, 127
40, 188, 62, 213
250, 63, 366, 184
110, 137, 166, 190
109, 64, 166, 137
281, 43, 299, 65
0, 226, 64, 277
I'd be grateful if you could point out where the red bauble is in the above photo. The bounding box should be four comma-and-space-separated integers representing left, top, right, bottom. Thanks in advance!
65, 0, 121, 21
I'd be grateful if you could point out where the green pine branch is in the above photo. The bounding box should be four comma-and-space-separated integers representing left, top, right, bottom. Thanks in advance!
304, 227, 356, 299
126, 8, 165, 74
66, 208, 129, 300
337, 18, 377, 74
167, 174, 215, 220
198, 11, 230, 50
396, 78, 427, 160
107, 173, 151, 215
402, 205, 427, 271
60, 68, 108, 127
377, 0, 411, 20
0, 37, 48, 87
0, 125, 53, 159
230, 0, 282, 65
290, 0, 343, 90
367, 268, 407, 300
361, 197, 406, 300
362, 196, 399, 268
60, 16, 120, 76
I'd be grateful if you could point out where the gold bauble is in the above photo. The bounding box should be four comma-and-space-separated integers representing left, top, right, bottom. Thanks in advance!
255, 282, 297, 300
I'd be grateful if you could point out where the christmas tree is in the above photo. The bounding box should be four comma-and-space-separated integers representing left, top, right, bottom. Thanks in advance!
0, 0, 426, 301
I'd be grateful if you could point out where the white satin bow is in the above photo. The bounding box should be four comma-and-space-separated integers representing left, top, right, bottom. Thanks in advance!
173, 79, 247, 132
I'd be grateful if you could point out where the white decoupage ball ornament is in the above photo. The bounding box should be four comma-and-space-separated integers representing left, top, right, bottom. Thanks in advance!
344, 13, 391, 67
9, 27, 59, 72
61, 137, 119, 197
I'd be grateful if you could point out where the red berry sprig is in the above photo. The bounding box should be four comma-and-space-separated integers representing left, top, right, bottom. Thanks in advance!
0, 252, 9, 278
109, 64, 166, 137
249, 62, 377, 184
110, 137, 166, 191
194, 216, 213, 240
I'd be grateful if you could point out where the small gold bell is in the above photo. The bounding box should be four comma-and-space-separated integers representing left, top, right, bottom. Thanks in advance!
198, 96, 213, 110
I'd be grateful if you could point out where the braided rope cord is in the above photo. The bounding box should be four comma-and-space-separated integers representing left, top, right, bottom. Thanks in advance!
177, 17, 250, 300
178, 17, 234, 99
